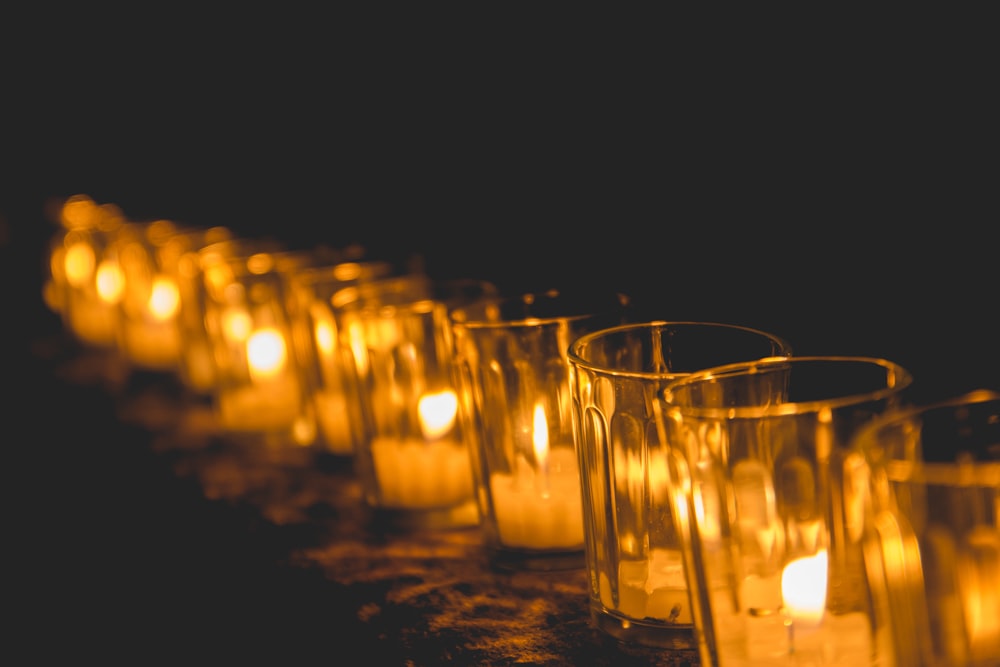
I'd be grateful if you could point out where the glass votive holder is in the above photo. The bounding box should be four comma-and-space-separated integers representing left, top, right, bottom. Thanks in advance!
50, 197, 127, 349
159, 224, 235, 385
659, 356, 914, 666
201, 248, 318, 462
852, 389, 1000, 666
567, 321, 793, 650
287, 259, 395, 457
177, 237, 301, 396
334, 274, 496, 531
450, 289, 630, 571
114, 219, 222, 373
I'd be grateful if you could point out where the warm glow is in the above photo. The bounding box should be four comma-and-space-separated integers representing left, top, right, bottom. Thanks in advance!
148, 276, 180, 320
61, 195, 98, 229
314, 318, 335, 356
782, 550, 828, 626
64, 241, 95, 287
247, 328, 287, 381
533, 403, 550, 466
223, 310, 252, 342
959, 528, 1000, 658
95, 260, 125, 304
418, 390, 458, 440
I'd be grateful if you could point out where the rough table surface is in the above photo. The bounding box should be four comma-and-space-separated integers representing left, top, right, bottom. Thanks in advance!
19, 334, 701, 667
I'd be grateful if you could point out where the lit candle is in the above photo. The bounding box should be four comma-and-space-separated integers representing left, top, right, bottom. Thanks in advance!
715, 549, 874, 664
121, 274, 182, 369
782, 551, 828, 629
370, 390, 475, 508
488, 404, 583, 549
64, 241, 125, 346
216, 327, 303, 431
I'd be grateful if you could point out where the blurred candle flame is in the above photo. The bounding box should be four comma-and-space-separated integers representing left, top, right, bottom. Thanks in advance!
148, 276, 180, 320
418, 390, 458, 440
95, 260, 125, 304
782, 550, 828, 627
247, 327, 287, 381
533, 403, 549, 467
64, 241, 95, 287
314, 318, 334, 356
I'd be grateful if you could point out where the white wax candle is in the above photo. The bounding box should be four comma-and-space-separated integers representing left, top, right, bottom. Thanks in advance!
707, 563, 876, 665
121, 320, 182, 369
315, 389, 353, 454
601, 548, 692, 623
489, 447, 583, 549
68, 300, 118, 346
217, 373, 303, 432
371, 437, 475, 508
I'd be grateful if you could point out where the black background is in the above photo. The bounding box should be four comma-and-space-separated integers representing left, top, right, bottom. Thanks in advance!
7, 50, 997, 405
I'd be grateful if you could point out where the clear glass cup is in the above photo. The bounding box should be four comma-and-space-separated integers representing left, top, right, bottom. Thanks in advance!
659, 355, 914, 666
567, 321, 792, 649
852, 389, 1000, 667
451, 289, 630, 571
115, 220, 235, 373
176, 237, 288, 395
334, 275, 497, 530
48, 197, 127, 349
286, 259, 395, 457
201, 247, 320, 463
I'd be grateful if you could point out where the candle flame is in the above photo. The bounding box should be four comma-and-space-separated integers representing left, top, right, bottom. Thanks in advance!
223, 310, 252, 341
64, 241, 95, 287
533, 403, 549, 466
782, 550, 828, 626
247, 328, 287, 381
314, 318, 335, 356
418, 390, 458, 440
95, 260, 125, 304
148, 276, 180, 321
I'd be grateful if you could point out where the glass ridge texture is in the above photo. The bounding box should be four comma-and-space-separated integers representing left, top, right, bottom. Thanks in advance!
335, 275, 498, 531
287, 259, 395, 457
659, 355, 914, 666
567, 321, 792, 650
201, 247, 319, 461
852, 390, 1000, 667
451, 289, 630, 571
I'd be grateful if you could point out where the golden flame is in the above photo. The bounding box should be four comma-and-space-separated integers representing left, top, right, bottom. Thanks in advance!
781, 550, 828, 625
418, 390, 458, 440
222, 310, 252, 342
247, 328, 287, 381
94, 260, 125, 304
533, 403, 549, 466
148, 276, 179, 320
314, 317, 335, 356
64, 241, 95, 287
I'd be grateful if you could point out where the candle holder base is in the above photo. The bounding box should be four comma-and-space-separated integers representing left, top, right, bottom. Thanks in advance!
367, 499, 481, 532
488, 545, 585, 573
592, 608, 698, 650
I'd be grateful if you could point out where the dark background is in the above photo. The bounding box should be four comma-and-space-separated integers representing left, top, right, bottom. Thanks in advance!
4, 22, 998, 662
7, 65, 998, 405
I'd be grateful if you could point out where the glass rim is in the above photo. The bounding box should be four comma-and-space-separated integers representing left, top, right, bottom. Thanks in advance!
451, 288, 629, 329
566, 320, 793, 380
661, 355, 914, 417
854, 388, 1000, 481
